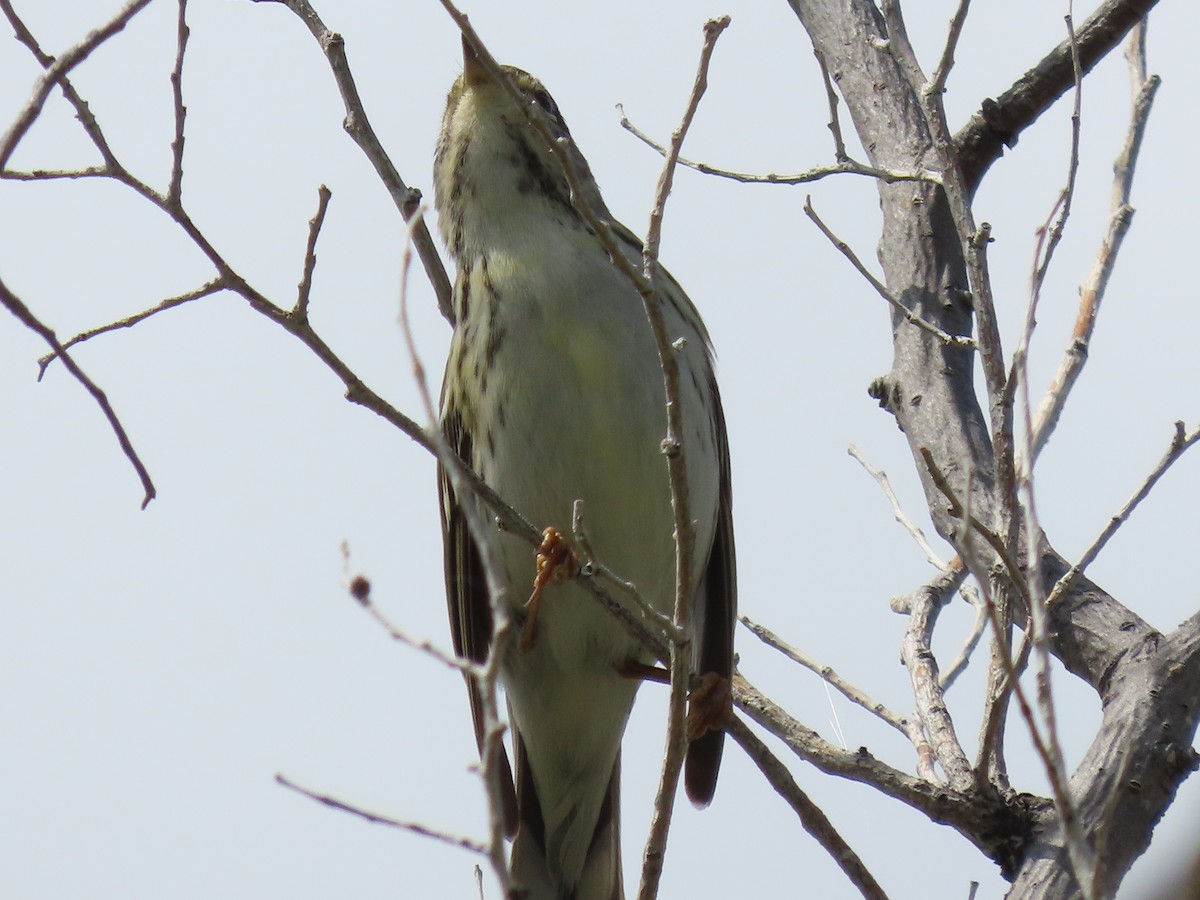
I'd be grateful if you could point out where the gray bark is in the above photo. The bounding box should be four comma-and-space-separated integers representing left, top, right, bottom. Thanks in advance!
783, 1, 1199, 897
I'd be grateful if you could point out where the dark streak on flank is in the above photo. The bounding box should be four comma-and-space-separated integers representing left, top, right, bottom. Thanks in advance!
485, 323, 507, 373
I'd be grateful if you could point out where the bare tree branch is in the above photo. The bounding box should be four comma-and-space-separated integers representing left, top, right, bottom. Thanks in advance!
804, 197, 974, 350
1047, 421, 1200, 609
275, 774, 489, 855
955, 0, 1158, 192
740, 616, 909, 737
36, 279, 225, 376
732, 674, 1032, 874
0, 0, 154, 170
295, 185, 332, 316
930, 0, 972, 96
897, 569, 974, 790
633, 18, 729, 900
0, 276, 157, 507
726, 716, 889, 900
618, 109, 936, 187
1030, 21, 1159, 461
167, 0, 189, 207
938, 583, 987, 690
1009, 11, 1096, 895
250, 0, 454, 323
848, 444, 949, 568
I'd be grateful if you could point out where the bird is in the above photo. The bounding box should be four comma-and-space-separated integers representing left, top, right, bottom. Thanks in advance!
435, 35, 735, 900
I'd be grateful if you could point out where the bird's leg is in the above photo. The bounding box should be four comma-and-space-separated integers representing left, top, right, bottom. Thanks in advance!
521, 526, 576, 652
616, 660, 671, 684
616, 664, 731, 738
686, 671, 733, 740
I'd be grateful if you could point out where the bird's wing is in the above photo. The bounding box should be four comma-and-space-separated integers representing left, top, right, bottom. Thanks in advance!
684, 370, 737, 808
439, 404, 518, 834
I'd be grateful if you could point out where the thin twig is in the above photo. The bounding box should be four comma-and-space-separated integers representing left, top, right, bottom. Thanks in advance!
1047, 421, 1200, 608
935, 459, 1089, 895
1018, 10, 1084, 380
166, 0, 189, 208
725, 716, 890, 900
618, 110, 934, 186
1030, 21, 1159, 460
571, 501, 681, 641
275, 774, 488, 855
37, 279, 226, 376
395, 206, 515, 893
295, 185, 332, 316
848, 444, 948, 568
805, 197, 974, 349
0, 1, 121, 172
930, 0, 973, 96
0, 0, 154, 170
813, 49, 847, 161
252, 0, 453, 322
1009, 9, 1093, 896
0, 276, 156, 508
740, 616, 908, 736
939, 584, 988, 690
356, 589, 479, 677
636, 18, 729, 900
2, 166, 108, 181
975, 626, 1032, 790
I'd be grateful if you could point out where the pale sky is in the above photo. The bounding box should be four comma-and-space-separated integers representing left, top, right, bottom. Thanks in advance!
2, 1, 1197, 898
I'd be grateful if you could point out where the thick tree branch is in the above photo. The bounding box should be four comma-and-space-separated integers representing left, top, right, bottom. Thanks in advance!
786, 2, 1190, 893
732, 675, 1035, 876
955, 0, 1157, 193
1007, 608, 1200, 897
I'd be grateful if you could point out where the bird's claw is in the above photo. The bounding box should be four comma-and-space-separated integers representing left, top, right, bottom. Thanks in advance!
521, 526, 576, 652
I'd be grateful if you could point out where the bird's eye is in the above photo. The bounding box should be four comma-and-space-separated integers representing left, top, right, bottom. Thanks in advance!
530, 89, 557, 117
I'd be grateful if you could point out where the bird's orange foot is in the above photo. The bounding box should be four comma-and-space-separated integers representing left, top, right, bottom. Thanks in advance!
687, 672, 733, 741
521, 527, 577, 652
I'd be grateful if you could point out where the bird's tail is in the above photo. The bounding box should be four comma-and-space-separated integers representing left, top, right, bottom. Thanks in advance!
510, 745, 624, 900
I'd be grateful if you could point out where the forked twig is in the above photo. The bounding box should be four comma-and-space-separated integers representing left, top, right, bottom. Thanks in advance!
0, 277, 157, 508
0, 0, 154, 169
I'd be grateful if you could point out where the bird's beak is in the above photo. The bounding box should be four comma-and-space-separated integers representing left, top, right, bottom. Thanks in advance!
462, 34, 488, 86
